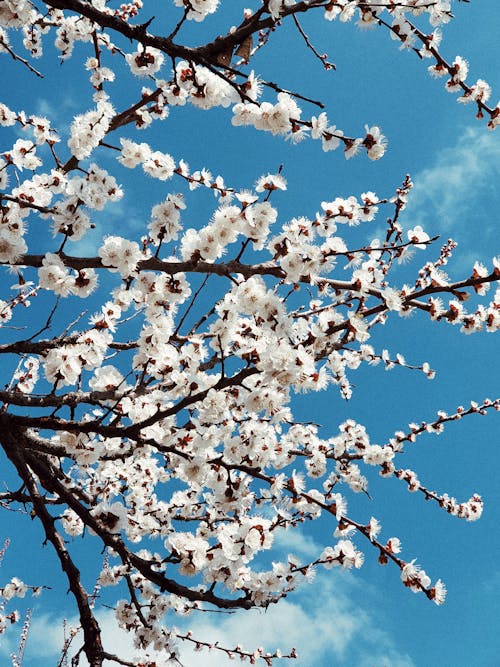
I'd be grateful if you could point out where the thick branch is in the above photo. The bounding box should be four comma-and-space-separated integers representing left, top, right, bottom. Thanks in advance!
40, 0, 331, 74
6, 253, 286, 279
2, 437, 104, 667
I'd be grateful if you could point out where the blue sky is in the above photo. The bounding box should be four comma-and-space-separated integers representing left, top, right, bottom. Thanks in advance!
1, 2, 500, 666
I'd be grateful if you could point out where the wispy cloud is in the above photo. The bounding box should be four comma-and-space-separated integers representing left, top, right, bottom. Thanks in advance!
401, 126, 500, 265
0, 609, 69, 664
176, 574, 416, 667
66, 199, 132, 258
177, 577, 361, 666
271, 525, 322, 560
34, 97, 80, 137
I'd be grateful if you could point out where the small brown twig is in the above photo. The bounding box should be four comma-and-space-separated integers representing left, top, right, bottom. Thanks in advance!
292, 14, 335, 70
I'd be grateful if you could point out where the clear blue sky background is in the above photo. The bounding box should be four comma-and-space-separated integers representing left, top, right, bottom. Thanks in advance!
1, 2, 499, 666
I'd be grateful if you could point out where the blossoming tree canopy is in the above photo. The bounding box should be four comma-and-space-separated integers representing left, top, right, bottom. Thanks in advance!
0, 0, 499, 665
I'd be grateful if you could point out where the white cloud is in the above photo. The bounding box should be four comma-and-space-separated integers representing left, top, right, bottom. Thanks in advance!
272, 525, 322, 560
64, 198, 145, 260
35, 96, 80, 132
0, 610, 69, 664
176, 574, 415, 667
401, 126, 500, 263
177, 579, 359, 666
13, 610, 138, 667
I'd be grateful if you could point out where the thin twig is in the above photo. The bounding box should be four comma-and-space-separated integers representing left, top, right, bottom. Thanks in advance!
0, 37, 43, 77
292, 14, 335, 70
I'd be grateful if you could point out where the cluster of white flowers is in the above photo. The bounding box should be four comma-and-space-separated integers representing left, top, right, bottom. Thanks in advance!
267, 0, 296, 21
234, 97, 387, 156
85, 56, 116, 89
98, 236, 144, 278
67, 163, 123, 211
181, 199, 278, 261
233, 92, 301, 136
0, 542, 38, 638
125, 47, 164, 77
2, 139, 42, 171
0, 0, 35, 30
54, 14, 94, 60
28, 114, 59, 145
0, 203, 27, 264
149, 194, 185, 245
68, 100, 114, 160
43, 326, 111, 387
266, 191, 382, 282
324, 0, 451, 29
173, 0, 219, 23
12, 356, 39, 393
174, 61, 240, 110
320, 540, 364, 569
39, 253, 98, 297
119, 138, 176, 180
1, 577, 28, 601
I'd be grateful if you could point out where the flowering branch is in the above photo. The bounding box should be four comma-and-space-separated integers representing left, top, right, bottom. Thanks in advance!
0, 1, 498, 665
